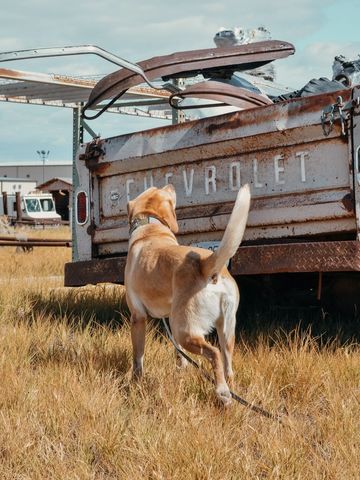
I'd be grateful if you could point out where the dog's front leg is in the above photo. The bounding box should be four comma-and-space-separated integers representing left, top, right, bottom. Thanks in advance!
130, 313, 146, 379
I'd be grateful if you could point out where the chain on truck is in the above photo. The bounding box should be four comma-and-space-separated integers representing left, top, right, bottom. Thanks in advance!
65, 35, 360, 317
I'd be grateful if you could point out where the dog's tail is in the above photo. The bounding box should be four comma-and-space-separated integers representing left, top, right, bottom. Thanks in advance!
201, 184, 251, 280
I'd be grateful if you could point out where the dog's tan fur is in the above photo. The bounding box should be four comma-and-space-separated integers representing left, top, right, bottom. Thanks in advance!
125, 184, 251, 405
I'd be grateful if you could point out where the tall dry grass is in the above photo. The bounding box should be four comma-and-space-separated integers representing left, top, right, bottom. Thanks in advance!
0, 225, 71, 278
0, 228, 359, 479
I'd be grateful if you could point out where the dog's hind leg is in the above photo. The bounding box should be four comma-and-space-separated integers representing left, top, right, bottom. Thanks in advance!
216, 320, 235, 384
216, 280, 239, 384
178, 334, 232, 407
175, 348, 189, 369
130, 312, 147, 379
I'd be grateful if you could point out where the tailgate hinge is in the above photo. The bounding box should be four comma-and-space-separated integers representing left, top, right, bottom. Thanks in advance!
79, 137, 105, 162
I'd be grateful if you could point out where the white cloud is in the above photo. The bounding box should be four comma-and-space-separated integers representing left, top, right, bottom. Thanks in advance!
0, 0, 359, 162
277, 41, 360, 89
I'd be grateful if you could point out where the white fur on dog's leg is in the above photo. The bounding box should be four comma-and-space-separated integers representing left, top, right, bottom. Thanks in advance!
216, 384, 233, 407
176, 349, 189, 369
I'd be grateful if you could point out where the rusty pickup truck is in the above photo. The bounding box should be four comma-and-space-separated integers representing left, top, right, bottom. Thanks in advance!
65, 40, 360, 313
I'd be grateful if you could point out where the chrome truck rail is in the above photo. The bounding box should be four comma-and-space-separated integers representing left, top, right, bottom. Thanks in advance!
0, 44, 157, 87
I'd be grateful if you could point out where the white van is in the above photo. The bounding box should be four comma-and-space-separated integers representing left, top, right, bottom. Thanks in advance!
0, 192, 61, 221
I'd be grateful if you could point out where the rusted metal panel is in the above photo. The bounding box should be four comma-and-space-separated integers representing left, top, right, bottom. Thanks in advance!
84, 41, 295, 112
64, 240, 360, 286
231, 241, 360, 275
94, 219, 355, 259
64, 257, 126, 286
85, 89, 352, 177
68, 81, 359, 289
78, 88, 355, 256
98, 137, 349, 213
352, 86, 360, 239
93, 197, 354, 243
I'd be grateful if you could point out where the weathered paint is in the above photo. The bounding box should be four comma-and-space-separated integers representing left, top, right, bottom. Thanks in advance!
64, 240, 360, 285
352, 86, 360, 239
66, 86, 359, 286
231, 241, 360, 275
89, 89, 354, 246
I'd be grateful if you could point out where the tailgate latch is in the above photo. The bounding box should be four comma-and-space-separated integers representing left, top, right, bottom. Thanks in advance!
321, 96, 351, 137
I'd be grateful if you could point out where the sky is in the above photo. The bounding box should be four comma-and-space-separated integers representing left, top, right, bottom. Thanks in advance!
0, 0, 359, 164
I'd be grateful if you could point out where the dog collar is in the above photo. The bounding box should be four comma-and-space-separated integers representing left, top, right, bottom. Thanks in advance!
129, 215, 168, 236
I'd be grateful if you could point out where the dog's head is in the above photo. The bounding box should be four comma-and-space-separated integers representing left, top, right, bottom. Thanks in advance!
127, 184, 179, 234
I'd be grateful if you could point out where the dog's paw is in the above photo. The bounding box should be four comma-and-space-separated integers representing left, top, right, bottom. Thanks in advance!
132, 367, 143, 381
216, 385, 232, 407
176, 353, 189, 370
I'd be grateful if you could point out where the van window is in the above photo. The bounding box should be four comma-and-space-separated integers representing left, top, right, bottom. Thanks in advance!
25, 198, 41, 212
40, 198, 55, 212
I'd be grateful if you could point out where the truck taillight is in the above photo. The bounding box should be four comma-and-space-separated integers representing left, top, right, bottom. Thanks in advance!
76, 191, 88, 224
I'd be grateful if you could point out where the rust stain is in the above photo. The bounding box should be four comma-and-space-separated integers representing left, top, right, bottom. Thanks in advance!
231, 241, 360, 275
206, 114, 244, 135
205, 88, 352, 136
129, 86, 170, 98
52, 74, 96, 87
0, 68, 23, 79
65, 257, 126, 286
86, 160, 111, 174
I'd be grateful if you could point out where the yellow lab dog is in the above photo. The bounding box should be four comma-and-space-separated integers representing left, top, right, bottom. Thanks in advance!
125, 184, 250, 405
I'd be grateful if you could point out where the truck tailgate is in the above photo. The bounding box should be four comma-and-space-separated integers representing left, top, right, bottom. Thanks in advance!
80, 88, 355, 258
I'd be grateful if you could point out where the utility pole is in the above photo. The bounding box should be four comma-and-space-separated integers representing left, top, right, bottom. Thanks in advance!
36, 149, 50, 184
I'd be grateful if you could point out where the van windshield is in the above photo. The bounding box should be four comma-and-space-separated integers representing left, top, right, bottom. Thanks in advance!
25, 198, 41, 212
40, 198, 55, 212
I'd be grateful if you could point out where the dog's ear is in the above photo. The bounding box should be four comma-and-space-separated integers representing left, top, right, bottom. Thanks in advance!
165, 200, 179, 234
162, 184, 176, 208
161, 185, 178, 233
127, 200, 134, 222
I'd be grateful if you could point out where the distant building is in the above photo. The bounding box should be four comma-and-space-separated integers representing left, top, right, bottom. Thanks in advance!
0, 177, 37, 195
37, 177, 72, 221
0, 161, 72, 185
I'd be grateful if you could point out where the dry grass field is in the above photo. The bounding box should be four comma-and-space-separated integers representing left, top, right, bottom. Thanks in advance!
0, 227, 359, 479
